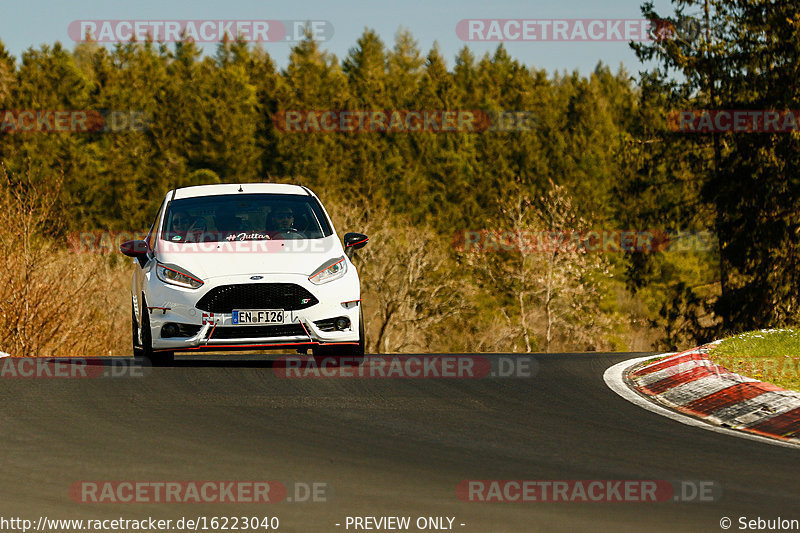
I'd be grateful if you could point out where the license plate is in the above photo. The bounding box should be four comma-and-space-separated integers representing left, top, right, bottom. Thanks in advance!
232, 309, 284, 325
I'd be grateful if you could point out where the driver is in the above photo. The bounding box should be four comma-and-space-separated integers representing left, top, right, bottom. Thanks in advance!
267, 207, 303, 239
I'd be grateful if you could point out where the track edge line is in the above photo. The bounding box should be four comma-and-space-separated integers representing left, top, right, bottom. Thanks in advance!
603, 354, 800, 450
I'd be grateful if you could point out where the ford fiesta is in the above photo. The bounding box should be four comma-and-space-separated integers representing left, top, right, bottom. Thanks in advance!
120, 183, 368, 365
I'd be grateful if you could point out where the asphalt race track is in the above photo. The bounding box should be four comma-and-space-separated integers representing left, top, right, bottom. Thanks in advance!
1, 353, 799, 532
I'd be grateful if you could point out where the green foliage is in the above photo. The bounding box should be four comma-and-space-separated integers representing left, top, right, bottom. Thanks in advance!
2, 15, 794, 352
632, 0, 800, 336
708, 329, 800, 391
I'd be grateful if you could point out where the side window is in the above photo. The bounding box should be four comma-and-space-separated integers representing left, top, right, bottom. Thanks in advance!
147, 199, 167, 252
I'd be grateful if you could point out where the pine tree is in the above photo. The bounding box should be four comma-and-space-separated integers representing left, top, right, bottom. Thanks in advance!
633, 0, 800, 332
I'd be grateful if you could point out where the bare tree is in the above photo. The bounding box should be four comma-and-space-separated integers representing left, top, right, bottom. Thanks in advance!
463, 181, 614, 353
0, 164, 128, 356
359, 224, 466, 352
323, 197, 466, 353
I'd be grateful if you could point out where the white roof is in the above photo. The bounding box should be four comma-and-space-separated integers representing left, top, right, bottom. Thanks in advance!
171, 183, 311, 200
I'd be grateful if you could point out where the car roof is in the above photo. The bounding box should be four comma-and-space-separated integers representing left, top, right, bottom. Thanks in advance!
171, 183, 312, 200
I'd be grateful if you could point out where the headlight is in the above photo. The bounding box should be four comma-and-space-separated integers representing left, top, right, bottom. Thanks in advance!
309, 257, 347, 285
156, 262, 204, 289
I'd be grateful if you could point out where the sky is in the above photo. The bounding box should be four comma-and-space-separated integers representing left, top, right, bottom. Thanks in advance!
0, 0, 677, 76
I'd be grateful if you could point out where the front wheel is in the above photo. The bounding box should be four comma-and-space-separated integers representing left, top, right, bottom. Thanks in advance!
132, 303, 143, 357
138, 297, 174, 366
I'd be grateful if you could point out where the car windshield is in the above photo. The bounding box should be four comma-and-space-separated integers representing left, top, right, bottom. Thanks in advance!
161, 193, 333, 242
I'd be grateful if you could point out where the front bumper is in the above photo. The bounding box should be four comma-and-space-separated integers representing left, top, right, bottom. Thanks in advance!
151, 318, 360, 352
145, 272, 361, 352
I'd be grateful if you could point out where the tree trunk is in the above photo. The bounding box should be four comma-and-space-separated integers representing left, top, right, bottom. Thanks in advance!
544, 255, 554, 353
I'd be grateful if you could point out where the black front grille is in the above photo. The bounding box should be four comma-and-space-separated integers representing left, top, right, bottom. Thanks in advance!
196, 283, 318, 313
211, 324, 307, 340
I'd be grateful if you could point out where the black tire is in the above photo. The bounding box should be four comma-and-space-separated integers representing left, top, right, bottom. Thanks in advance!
353, 307, 365, 356
132, 302, 143, 357
139, 296, 174, 366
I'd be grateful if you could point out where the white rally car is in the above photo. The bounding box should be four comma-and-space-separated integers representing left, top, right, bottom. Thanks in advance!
120, 183, 368, 365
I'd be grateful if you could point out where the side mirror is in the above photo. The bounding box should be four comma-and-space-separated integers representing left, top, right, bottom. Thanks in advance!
120, 240, 149, 267
343, 232, 368, 258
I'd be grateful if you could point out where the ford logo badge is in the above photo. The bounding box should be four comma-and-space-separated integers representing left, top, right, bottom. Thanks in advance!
250, 275, 264, 280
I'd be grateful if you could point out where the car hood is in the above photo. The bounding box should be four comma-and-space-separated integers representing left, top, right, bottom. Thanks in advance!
155, 235, 345, 280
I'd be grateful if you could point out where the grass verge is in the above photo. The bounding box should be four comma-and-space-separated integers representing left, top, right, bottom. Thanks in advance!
707, 329, 800, 392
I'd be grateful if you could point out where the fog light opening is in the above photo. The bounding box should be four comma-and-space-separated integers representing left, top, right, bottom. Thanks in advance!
335, 317, 351, 331
161, 323, 179, 338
